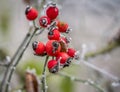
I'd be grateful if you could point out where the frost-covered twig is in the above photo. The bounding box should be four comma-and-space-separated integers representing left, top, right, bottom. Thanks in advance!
84, 29, 120, 60
84, 42, 120, 60
58, 72, 106, 92
0, 22, 40, 92
41, 55, 49, 92
0, 0, 47, 91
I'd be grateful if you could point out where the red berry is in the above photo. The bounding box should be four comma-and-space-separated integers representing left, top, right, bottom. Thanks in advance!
48, 28, 60, 40
57, 21, 71, 33
32, 41, 46, 55
47, 60, 58, 73
39, 16, 51, 27
25, 6, 38, 20
56, 52, 70, 65
46, 6, 59, 20
46, 40, 61, 56
48, 60, 57, 69
67, 48, 76, 58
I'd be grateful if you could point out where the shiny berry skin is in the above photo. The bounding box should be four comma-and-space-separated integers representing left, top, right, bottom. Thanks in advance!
25, 6, 38, 20
39, 16, 51, 27
46, 40, 61, 56
56, 52, 71, 65
48, 28, 60, 40
67, 48, 76, 58
57, 21, 72, 33
32, 41, 46, 55
47, 60, 58, 73
46, 6, 59, 20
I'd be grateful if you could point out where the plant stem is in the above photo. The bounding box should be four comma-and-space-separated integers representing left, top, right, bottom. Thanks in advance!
41, 55, 49, 92
84, 42, 120, 60
0, 22, 41, 92
58, 72, 106, 92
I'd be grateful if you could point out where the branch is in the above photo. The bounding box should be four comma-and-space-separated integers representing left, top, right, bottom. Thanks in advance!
0, 22, 41, 92
84, 29, 120, 59
41, 55, 49, 92
84, 42, 120, 60
58, 72, 106, 92
0, 0, 47, 92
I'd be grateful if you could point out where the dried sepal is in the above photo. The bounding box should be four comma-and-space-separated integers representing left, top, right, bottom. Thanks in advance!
25, 72, 39, 92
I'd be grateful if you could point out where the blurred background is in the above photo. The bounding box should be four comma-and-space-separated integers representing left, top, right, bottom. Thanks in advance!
0, 0, 120, 92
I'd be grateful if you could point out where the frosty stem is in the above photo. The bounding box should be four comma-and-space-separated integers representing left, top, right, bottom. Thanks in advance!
84, 42, 120, 60
58, 72, 106, 92
41, 55, 49, 92
0, 21, 40, 92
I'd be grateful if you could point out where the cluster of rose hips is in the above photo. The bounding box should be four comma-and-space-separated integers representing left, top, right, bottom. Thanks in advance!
25, 2, 79, 73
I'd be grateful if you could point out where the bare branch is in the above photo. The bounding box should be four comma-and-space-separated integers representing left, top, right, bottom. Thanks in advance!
58, 72, 106, 92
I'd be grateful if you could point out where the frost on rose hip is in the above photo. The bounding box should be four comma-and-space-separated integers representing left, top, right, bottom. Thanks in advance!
45, 5, 59, 20
67, 48, 76, 58
39, 16, 51, 28
48, 28, 60, 40
32, 41, 46, 56
25, 6, 38, 20
56, 20, 72, 33
47, 60, 59, 73
46, 40, 61, 56
56, 52, 72, 67
67, 48, 80, 60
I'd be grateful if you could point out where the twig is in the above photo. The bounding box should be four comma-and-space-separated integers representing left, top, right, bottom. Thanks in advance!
58, 72, 106, 92
0, 0, 47, 91
84, 42, 120, 60
0, 22, 41, 92
79, 42, 120, 81
41, 55, 49, 92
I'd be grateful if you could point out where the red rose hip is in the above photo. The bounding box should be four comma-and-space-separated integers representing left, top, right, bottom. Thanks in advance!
25, 6, 38, 20
67, 48, 76, 58
46, 5, 59, 20
67, 48, 80, 60
39, 16, 51, 27
56, 52, 72, 67
46, 40, 61, 56
48, 28, 60, 40
47, 60, 58, 73
32, 41, 46, 55
57, 21, 72, 33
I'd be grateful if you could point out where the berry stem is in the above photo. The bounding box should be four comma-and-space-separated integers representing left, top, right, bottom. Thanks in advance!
58, 72, 106, 92
0, 22, 41, 92
41, 55, 49, 92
